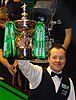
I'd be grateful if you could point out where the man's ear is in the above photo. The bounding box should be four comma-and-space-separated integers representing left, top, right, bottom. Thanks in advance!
47, 57, 50, 63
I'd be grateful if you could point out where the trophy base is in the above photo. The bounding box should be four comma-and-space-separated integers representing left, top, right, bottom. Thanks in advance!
16, 47, 32, 60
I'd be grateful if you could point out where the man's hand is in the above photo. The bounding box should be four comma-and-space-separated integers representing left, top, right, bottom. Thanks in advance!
7, 60, 18, 76
7, 65, 17, 76
13, 60, 18, 68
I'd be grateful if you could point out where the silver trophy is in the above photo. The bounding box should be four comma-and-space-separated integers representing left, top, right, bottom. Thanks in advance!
15, 3, 35, 59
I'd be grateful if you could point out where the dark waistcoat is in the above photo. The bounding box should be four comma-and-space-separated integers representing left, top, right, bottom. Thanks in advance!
28, 69, 70, 100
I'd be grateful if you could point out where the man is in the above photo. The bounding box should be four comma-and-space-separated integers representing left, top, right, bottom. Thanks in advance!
5, 0, 28, 90
50, 0, 72, 50
31, 0, 72, 50
0, 49, 15, 76
0, 40, 16, 83
0, 22, 16, 83
18, 43, 75, 100
6, 0, 23, 21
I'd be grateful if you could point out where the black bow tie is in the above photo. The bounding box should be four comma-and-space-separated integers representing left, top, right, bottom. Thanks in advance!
51, 71, 63, 78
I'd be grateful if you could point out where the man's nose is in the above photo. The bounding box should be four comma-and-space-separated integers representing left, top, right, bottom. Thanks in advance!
56, 57, 60, 61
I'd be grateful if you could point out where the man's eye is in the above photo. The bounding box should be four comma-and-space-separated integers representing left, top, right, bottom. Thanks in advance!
52, 56, 65, 60
59, 57, 65, 60
52, 56, 57, 59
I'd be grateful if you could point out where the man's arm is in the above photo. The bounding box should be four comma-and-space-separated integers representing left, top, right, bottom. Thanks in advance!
63, 28, 72, 49
18, 60, 42, 89
68, 78, 75, 100
0, 49, 15, 75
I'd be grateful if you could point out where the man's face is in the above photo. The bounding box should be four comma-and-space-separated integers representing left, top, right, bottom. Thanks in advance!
48, 48, 66, 72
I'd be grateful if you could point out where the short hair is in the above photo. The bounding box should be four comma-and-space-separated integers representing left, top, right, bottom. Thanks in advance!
48, 43, 66, 57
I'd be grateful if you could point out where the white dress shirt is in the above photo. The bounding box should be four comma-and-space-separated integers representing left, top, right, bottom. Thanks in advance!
18, 60, 75, 100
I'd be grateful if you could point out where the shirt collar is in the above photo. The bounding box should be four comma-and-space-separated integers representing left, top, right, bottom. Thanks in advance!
47, 66, 62, 76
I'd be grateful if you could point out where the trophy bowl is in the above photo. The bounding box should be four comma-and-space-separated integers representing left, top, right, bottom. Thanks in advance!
15, 19, 36, 32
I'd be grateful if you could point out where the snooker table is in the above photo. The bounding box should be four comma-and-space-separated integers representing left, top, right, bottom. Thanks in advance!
0, 81, 28, 100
